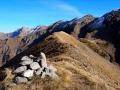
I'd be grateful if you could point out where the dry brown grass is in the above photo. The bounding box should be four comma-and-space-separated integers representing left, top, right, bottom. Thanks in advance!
2, 31, 120, 90
54, 31, 80, 48
80, 38, 111, 61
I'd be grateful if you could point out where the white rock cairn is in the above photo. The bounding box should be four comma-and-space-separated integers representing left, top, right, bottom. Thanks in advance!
13, 52, 59, 84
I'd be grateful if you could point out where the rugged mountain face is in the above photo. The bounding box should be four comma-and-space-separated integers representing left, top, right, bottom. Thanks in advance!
0, 26, 48, 40
80, 9, 120, 63
0, 15, 95, 65
28, 15, 95, 47
47, 15, 95, 38
0, 26, 48, 65
1, 31, 120, 90
0, 9, 120, 66
9, 27, 32, 38
28, 9, 120, 64
0, 27, 32, 39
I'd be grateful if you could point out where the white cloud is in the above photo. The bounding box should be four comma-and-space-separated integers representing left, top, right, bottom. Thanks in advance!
39, 0, 83, 17
57, 3, 82, 16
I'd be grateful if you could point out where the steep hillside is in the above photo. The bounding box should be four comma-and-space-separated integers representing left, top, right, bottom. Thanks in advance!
0, 9, 120, 67
27, 9, 120, 64
1, 31, 120, 90
81, 9, 120, 64
0, 15, 95, 66
0, 26, 48, 65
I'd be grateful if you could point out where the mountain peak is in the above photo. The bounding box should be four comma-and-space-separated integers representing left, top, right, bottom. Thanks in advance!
9, 27, 32, 38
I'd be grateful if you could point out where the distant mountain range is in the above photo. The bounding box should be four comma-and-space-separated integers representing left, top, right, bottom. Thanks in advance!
0, 26, 48, 39
0, 9, 119, 64
0, 9, 120, 90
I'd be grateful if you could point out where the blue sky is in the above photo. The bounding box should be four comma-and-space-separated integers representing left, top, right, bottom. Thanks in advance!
0, 0, 120, 33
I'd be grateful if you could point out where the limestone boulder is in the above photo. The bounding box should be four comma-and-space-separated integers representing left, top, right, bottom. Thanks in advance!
14, 66, 27, 74
30, 62, 40, 70
22, 69, 34, 78
29, 55, 37, 60
40, 53, 47, 67
35, 67, 44, 75
21, 56, 32, 61
20, 60, 33, 65
40, 52, 46, 60
14, 76, 28, 84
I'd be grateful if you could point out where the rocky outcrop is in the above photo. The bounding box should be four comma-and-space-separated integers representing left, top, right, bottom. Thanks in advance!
13, 52, 58, 84
83, 9, 120, 63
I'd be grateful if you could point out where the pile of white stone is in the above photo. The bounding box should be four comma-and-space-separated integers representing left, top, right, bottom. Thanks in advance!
13, 52, 59, 84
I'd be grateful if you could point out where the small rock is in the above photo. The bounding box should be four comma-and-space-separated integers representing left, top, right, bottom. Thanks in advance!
21, 56, 32, 61
40, 52, 46, 60
47, 65, 57, 72
36, 58, 41, 62
14, 76, 28, 84
35, 67, 44, 75
41, 72, 46, 79
22, 69, 34, 78
30, 62, 40, 70
14, 66, 27, 74
45, 67, 59, 80
20, 60, 33, 65
50, 72, 59, 80
29, 55, 36, 59
44, 67, 51, 75
40, 52, 47, 67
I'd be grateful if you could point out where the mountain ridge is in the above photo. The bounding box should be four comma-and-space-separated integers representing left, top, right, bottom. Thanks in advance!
1, 31, 120, 90
0, 9, 119, 65
0, 9, 120, 90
